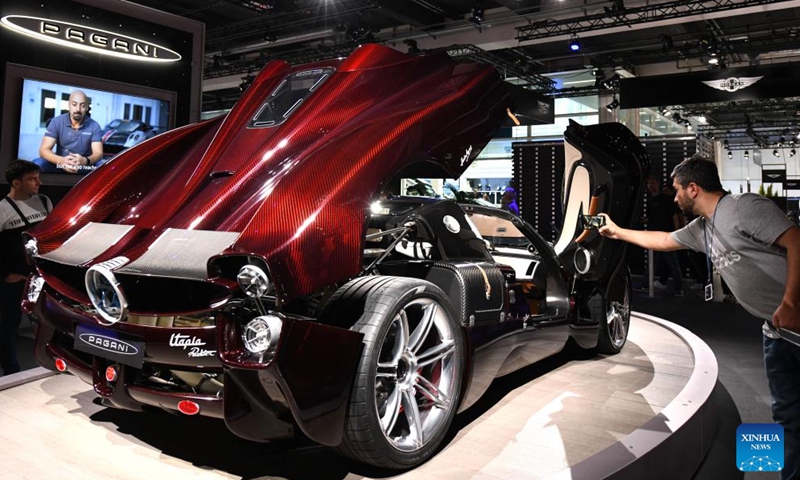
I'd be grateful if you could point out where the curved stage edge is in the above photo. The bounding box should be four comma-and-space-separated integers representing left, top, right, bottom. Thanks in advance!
553, 313, 721, 480
0, 313, 723, 480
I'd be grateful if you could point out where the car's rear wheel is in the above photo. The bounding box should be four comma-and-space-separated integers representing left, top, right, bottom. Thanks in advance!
329, 276, 464, 469
592, 272, 631, 354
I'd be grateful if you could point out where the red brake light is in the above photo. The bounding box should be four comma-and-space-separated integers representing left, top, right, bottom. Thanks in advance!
54, 358, 67, 372
105, 366, 118, 382
177, 400, 200, 416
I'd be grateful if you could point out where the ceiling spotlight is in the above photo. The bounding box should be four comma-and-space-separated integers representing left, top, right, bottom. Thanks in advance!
602, 73, 621, 90
773, 149, 780, 157
604, 0, 626, 17
569, 34, 581, 52
606, 97, 620, 112
708, 54, 719, 65
659, 34, 674, 51
727, 150, 733, 159
239, 74, 255, 94
790, 149, 797, 157
744, 150, 750, 159
403, 39, 420, 55
470, 1, 485, 25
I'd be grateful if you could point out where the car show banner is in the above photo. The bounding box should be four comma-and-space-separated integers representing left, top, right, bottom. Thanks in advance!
620, 65, 800, 108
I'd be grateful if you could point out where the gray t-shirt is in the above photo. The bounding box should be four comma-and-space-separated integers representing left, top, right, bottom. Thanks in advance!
671, 193, 794, 320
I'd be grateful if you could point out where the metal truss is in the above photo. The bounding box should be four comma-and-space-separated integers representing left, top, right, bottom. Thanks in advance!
680, 98, 800, 117
543, 85, 617, 98
591, 28, 800, 68
204, 44, 360, 79
443, 44, 555, 91
516, 0, 790, 41
207, 0, 376, 46
280, 44, 360, 65
697, 119, 800, 148
205, 58, 269, 79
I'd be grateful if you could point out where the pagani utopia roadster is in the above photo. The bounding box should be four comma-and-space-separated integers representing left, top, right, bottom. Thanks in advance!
23, 44, 648, 469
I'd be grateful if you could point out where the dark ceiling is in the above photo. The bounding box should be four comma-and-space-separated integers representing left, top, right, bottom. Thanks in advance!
125, 0, 800, 145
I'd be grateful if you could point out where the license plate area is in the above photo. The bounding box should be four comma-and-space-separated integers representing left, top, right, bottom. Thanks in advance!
74, 324, 145, 368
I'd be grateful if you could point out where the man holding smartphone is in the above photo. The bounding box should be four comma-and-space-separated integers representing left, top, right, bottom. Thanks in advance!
599, 154, 800, 480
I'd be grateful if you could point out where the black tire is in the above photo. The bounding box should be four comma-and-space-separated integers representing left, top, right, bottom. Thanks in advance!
591, 272, 631, 354
327, 276, 465, 469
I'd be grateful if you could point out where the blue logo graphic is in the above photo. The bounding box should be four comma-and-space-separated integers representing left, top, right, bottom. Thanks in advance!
737, 423, 783, 472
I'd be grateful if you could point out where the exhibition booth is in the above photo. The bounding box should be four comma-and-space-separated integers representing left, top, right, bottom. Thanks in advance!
0, 1, 792, 479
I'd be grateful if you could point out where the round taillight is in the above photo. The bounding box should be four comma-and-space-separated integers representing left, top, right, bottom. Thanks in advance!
105, 366, 118, 382
54, 358, 67, 372
177, 400, 200, 416
237, 264, 271, 298
242, 315, 283, 355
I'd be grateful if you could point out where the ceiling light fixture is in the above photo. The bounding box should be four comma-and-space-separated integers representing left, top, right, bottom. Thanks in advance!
605, 97, 620, 112
470, 1, 485, 26
744, 150, 750, 159
403, 39, 420, 55
239, 73, 255, 94
602, 73, 620, 90
604, 0, 626, 17
790, 149, 797, 157
569, 34, 581, 52
727, 150, 732, 159
773, 149, 781, 157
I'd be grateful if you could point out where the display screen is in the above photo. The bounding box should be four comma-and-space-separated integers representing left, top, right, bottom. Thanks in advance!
16, 77, 172, 176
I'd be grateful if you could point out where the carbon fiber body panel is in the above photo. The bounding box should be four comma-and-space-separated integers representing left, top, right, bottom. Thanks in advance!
426, 261, 505, 325
41, 222, 134, 265
117, 228, 240, 279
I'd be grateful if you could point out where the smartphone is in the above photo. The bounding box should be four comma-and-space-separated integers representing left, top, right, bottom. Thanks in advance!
581, 215, 606, 229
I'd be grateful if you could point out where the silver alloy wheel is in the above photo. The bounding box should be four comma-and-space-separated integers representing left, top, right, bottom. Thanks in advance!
606, 284, 630, 349
374, 298, 458, 452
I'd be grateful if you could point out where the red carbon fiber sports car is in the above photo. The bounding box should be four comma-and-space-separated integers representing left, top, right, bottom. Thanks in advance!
23, 44, 649, 469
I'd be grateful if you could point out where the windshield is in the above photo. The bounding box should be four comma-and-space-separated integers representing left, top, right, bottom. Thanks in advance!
114, 121, 142, 133
249, 67, 334, 128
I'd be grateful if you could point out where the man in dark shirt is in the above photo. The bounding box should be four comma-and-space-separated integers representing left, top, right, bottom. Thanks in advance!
644, 175, 683, 295
0, 160, 51, 376
36, 90, 103, 174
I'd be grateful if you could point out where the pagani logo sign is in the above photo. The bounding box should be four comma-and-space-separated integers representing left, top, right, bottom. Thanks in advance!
701, 76, 763, 93
78, 333, 140, 356
0, 15, 181, 63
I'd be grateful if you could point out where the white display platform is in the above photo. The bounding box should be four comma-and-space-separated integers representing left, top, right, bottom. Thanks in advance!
0, 313, 718, 480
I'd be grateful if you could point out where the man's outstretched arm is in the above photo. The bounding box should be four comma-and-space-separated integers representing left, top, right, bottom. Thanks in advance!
597, 213, 685, 252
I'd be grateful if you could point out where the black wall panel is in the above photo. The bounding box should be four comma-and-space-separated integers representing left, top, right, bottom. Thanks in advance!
513, 141, 565, 243
634, 137, 697, 275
